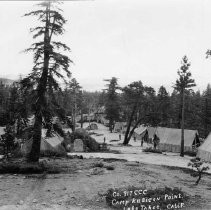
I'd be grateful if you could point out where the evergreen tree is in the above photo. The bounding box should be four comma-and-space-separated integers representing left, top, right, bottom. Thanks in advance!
174, 56, 196, 157
24, 1, 72, 162
143, 86, 159, 127
104, 77, 120, 132
157, 85, 170, 126
66, 78, 82, 131
201, 84, 211, 137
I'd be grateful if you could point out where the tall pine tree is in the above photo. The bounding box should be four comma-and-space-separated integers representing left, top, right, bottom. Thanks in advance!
104, 77, 120, 132
174, 56, 196, 157
24, 1, 72, 162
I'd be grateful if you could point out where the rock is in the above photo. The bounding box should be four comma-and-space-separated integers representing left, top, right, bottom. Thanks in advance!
57, 200, 62, 205
90, 168, 104, 175
41, 202, 46, 205
33, 199, 37, 203
18, 200, 24, 205
73, 139, 84, 152
63, 187, 67, 190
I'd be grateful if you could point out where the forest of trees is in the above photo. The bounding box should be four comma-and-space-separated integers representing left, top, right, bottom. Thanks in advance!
1, 77, 211, 140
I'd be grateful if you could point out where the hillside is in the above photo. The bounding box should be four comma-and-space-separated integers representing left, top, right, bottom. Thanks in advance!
0, 78, 15, 86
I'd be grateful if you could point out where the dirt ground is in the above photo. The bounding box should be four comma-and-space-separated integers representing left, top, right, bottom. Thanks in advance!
0, 157, 211, 210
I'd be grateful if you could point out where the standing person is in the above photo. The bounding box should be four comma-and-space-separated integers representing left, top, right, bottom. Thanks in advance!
141, 138, 144, 147
119, 134, 121, 140
104, 137, 106, 143
153, 135, 159, 150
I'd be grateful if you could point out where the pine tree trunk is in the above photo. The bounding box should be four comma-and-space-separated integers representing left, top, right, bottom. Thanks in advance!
80, 110, 83, 128
27, 114, 42, 162
123, 104, 137, 145
127, 117, 143, 142
205, 98, 208, 137
27, 64, 49, 162
180, 89, 185, 157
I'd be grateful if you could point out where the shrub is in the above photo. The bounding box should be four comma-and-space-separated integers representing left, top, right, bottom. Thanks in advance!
40, 149, 67, 158
93, 162, 104, 168
184, 150, 196, 157
143, 147, 162, 154
110, 140, 120, 142
103, 158, 127, 163
53, 123, 65, 137
188, 157, 210, 185
62, 129, 100, 152
0, 162, 45, 174
105, 165, 115, 170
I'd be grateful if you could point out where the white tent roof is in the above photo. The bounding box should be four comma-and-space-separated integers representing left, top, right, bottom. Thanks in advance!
0, 127, 5, 136
155, 127, 198, 147
45, 134, 63, 147
134, 126, 147, 135
198, 133, 211, 152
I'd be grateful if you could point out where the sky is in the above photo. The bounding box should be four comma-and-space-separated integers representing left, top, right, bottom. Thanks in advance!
1, 0, 211, 93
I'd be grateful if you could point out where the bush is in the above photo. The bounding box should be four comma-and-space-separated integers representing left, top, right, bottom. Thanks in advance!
103, 158, 127, 163
105, 165, 115, 170
110, 140, 120, 142
188, 157, 210, 185
53, 123, 65, 137
93, 162, 104, 168
143, 147, 162, 154
0, 162, 45, 174
92, 161, 115, 171
62, 128, 100, 152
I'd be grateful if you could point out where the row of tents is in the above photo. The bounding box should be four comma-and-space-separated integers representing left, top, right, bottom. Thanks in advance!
134, 126, 200, 152
133, 125, 211, 162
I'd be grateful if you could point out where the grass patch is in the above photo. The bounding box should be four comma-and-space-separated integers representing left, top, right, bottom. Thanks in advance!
110, 140, 120, 142
184, 150, 197, 157
143, 147, 162, 154
162, 165, 194, 175
117, 143, 132, 146
92, 161, 115, 170
161, 165, 211, 177
0, 158, 66, 174
95, 133, 104, 136
0, 162, 45, 174
102, 158, 127, 163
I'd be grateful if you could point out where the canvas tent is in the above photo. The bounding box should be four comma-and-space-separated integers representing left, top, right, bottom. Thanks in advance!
140, 127, 157, 143
86, 123, 98, 130
113, 122, 127, 133
133, 126, 147, 140
197, 133, 211, 162
21, 135, 66, 156
155, 127, 199, 153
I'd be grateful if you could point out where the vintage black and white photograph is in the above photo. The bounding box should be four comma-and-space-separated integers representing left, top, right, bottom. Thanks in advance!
0, 0, 211, 209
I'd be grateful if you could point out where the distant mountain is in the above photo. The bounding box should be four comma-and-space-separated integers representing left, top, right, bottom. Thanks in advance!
0, 78, 15, 86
